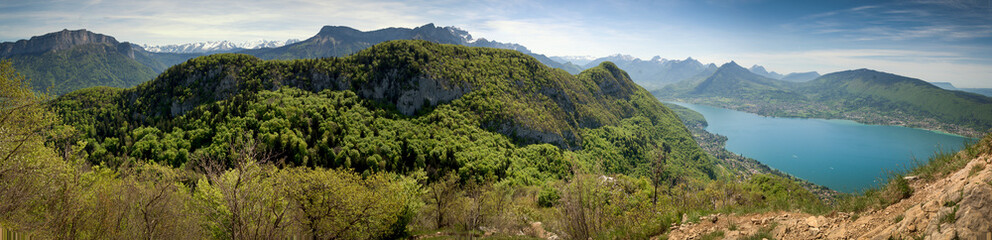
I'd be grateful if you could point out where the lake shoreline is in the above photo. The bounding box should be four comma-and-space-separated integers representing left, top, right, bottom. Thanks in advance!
661, 98, 984, 139
665, 101, 971, 193
665, 102, 844, 201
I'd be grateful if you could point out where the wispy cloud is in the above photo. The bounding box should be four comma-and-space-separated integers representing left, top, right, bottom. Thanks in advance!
787, 1, 992, 42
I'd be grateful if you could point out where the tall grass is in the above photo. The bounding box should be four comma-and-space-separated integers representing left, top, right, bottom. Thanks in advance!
740, 223, 778, 240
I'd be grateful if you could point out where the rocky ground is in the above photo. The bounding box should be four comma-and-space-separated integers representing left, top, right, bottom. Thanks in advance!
667, 153, 992, 240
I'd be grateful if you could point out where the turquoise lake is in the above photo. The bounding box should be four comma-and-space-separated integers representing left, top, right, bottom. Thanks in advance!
669, 102, 975, 193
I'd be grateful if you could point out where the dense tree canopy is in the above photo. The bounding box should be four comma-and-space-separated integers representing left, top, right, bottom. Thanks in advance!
50, 40, 712, 182
0, 41, 839, 239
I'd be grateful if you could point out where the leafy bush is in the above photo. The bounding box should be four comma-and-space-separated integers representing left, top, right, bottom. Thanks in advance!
537, 186, 561, 207
744, 174, 826, 213
880, 176, 913, 205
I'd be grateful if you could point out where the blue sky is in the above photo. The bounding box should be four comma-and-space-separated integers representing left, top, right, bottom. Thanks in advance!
2, 0, 991, 87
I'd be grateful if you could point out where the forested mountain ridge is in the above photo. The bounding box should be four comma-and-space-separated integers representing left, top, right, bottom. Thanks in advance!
659, 61, 801, 102
52, 40, 713, 179
655, 64, 992, 137
3, 25, 582, 96
0, 29, 161, 94
801, 69, 992, 133
688, 62, 792, 96
0, 29, 120, 57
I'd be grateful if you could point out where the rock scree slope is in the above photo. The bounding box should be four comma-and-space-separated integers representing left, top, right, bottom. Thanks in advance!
667, 135, 992, 240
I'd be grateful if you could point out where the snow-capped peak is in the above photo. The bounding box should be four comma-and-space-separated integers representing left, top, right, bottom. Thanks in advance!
650, 56, 668, 62
555, 55, 597, 62
606, 54, 637, 62
141, 39, 300, 54
445, 26, 476, 43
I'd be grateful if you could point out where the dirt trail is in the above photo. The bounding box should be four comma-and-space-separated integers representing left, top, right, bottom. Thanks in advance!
668, 154, 992, 240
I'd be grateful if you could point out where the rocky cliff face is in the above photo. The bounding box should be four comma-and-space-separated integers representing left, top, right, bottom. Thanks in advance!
308, 23, 500, 51
0, 29, 126, 57
863, 154, 992, 239
146, 55, 472, 118
126, 40, 665, 150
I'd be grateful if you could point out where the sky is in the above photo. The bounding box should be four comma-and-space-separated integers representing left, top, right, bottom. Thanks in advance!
2, 0, 992, 87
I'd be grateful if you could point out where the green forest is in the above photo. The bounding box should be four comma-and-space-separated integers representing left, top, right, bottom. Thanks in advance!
6, 40, 971, 239
7, 43, 160, 95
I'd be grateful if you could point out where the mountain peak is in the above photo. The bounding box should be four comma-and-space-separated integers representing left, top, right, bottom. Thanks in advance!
2, 29, 155, 94
606, 54, 636, 61
687, 60, 783, 96
598, 61, 623, 72
1, 29, 123, 57
417, 23, 437, 29
316, 25, 361, 36
748, 64, 784, 79
929, 82, 959, 90
141, 39, 300, 54
721, 61, 744, 70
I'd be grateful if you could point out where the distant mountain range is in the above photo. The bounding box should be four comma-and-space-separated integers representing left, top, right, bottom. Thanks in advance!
747, 65, 820, 82
140, 39, 301, 54
549, 54, 718, 90
928, 81, 992, 97
1, 24, 585, 95
930, 82, 958, 90
961, 88, 992, 97
549, 55, 820, 90
748, 65, 784, 79
655, 62, 992, 137
745, 64, 823, 82
5, 24, 987, 113
242, 23, 583, 73
549, 55, 597, 66
781, 71, 821, 82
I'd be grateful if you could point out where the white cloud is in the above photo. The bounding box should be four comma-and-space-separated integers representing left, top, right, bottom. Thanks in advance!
790, 2, 992, 42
